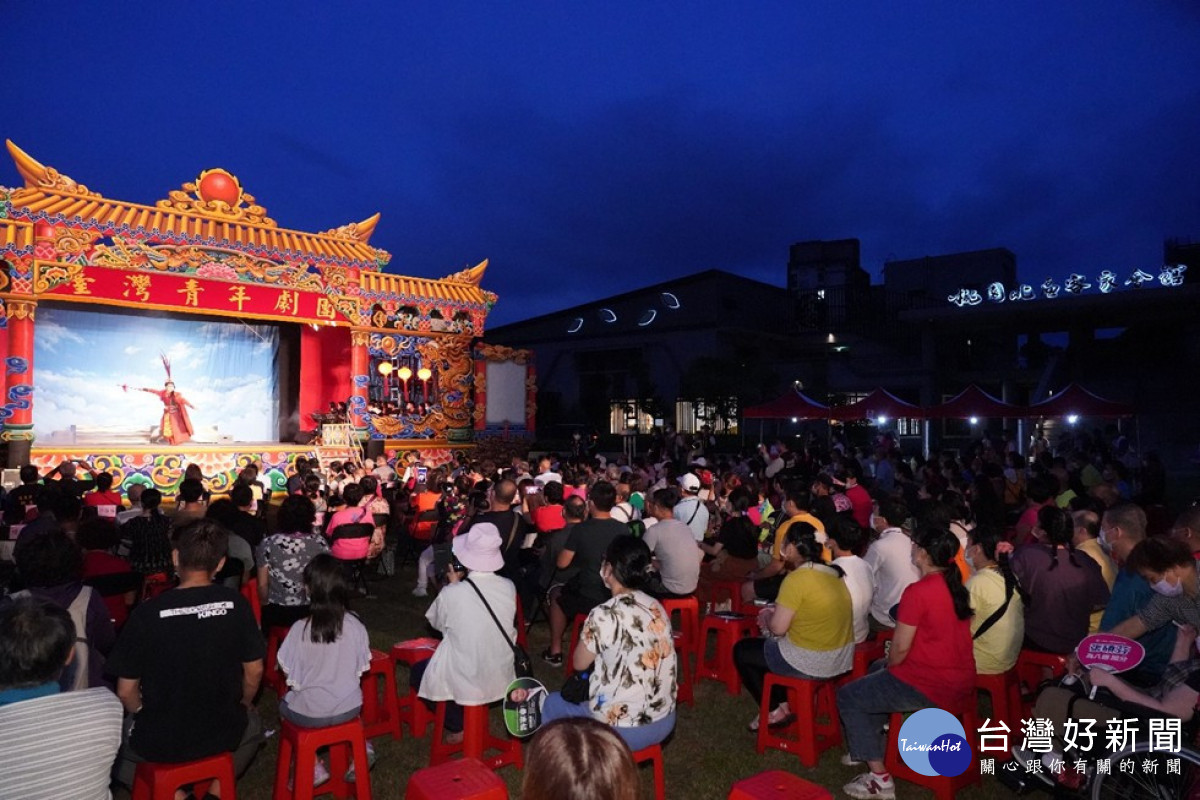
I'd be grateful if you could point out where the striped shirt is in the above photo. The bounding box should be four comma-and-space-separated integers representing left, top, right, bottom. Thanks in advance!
0, 687, 123, 800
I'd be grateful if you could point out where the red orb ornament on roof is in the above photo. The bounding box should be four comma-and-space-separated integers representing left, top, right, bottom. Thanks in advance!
196, 168, 242, 207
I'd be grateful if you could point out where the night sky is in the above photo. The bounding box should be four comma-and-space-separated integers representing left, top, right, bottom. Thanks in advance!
4, 3, 1198, 327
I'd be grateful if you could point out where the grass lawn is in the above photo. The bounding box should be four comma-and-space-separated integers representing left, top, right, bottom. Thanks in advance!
115, 558, 1024, 799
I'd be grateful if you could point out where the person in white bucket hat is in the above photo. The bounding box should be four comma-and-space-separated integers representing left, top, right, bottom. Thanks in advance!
409, 522, 517, 743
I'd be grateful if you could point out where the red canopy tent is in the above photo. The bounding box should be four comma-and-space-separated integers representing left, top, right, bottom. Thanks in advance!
829, 388, 922, 421
924, 385, 1026, 419
742, 390, 830, 419
1028, 383, 1135, 418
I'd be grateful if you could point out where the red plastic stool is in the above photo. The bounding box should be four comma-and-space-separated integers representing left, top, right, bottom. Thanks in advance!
697, 613, 757, 694
391, 638, 441, 738
977, 668, 1022, 759
273, 718, 372, 800
702, 578, 749, 615
659, 595, 700, 705
405, 757, 507, 799
514, 594, 528, 650
430, 702, 523, 771
884, 702, 981, 800
755, 674, 841, 767
240, 580, 261, 626
632, 744, 666, 800
263, 624, 293, 696
362, 648, 402, 739
728, 769, 833, 799
1016, 649, 1068, 713
132, 753, 236, 800
564, 613, 588, 677
836, 638, 887, 688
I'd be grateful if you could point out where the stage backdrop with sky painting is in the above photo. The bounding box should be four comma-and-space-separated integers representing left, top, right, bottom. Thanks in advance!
34, 305, 279, 445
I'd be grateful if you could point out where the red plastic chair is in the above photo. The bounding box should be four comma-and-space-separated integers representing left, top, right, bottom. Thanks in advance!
835, 637, 887, 689
632, 743, 666, 800
429, 703, 522, 771
132, 753, 236, 800
727, 770, 833, 799
391, 638, 441, 738
697, 613, 757, 695
240, 580, 261, 626
755, 674, 841, 767
977, 668, 1022, 759
884, 700, 981, 800
362, 648, 402, 739
273, 717, 372, 800
405, 757, 507, 799
659, 595, 700, 705
702, 578, 750, 616
1016, 649, 1069, 715
263, 624, 294, 696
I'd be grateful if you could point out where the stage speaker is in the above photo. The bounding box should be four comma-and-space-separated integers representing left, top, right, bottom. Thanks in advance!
365, 440, 384, 460
294, 431, 316, 445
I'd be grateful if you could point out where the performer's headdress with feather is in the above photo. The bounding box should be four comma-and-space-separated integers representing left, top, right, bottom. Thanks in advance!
160, 353, 174, 386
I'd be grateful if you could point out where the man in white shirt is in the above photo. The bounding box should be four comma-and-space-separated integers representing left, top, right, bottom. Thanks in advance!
533, 456, 562, 487
828, 517, 874, 644
862, 498, 918, 631
674, 473, 710, 542
610, 481, 640, 524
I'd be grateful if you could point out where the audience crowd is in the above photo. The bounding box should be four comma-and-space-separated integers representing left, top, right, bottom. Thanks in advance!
0, 422, 1192, 798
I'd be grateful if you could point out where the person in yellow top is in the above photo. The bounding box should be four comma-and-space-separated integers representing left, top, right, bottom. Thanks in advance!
741, 487, 826, 605
965, 526, 1026, 674
733, 521, 853, 730
1072, 509, 1117, 632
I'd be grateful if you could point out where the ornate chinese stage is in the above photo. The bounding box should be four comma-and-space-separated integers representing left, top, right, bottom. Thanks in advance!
0, 140, 536, 494
28, 441, 473, 496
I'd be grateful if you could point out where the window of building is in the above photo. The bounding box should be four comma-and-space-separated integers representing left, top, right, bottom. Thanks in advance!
675, 398, 738, 434
609, 400, 656, 434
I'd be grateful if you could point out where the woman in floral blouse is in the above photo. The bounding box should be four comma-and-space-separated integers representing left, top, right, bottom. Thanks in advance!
256, 494, 330, 632
540, 535, 678, 750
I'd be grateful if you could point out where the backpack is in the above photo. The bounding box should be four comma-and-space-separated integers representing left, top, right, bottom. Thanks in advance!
13, 586, 92, 690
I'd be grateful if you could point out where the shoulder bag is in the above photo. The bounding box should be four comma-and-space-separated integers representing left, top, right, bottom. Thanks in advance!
464, 577, 533, 678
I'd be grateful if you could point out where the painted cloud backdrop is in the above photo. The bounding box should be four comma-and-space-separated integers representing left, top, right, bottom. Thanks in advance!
34, 307, 279, 442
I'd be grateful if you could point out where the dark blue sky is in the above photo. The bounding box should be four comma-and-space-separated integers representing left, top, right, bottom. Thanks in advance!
4, 3, 1198, 326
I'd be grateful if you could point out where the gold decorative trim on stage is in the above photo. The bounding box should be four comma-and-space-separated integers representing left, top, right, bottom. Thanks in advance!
6, 140, 101, 199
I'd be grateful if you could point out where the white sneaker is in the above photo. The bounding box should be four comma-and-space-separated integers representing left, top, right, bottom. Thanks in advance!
843, 772, 895, 800
412, 586, 428, 598
312, 759, 331, 787
841, 752, 864, 766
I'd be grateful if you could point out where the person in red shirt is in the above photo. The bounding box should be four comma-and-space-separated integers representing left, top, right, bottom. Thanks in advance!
77, 518, 137, 629
83, 472, 124, 518
533, 481, 567, 535
836, 525, 976, 800
839, 461, 873, 531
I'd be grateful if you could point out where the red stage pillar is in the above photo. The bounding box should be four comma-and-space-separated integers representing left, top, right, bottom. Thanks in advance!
349, 329, 371, 438
4, 299, 37, 466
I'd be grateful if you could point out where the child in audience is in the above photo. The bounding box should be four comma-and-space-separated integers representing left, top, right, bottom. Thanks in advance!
277, 553, 374, 786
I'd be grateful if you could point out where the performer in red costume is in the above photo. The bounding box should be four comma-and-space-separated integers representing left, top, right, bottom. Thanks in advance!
122, 355, 195, 445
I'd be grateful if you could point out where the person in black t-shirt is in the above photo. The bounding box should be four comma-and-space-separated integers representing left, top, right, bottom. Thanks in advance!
108, 519, 266, 788
543, 481, 628, 666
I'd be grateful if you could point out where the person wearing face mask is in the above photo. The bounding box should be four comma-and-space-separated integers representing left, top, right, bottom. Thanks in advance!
1071, 509, 1117, 633
862, 499, 919, 632
540, 535, 677, 751
1106, 537, 1200, 644
965, 526, 1027, 674
837, 525, 976, 800
1097, 502, 1174, 684
1010, 505, 1109, 655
